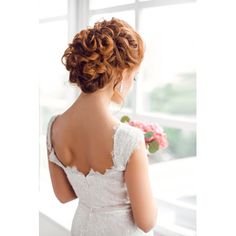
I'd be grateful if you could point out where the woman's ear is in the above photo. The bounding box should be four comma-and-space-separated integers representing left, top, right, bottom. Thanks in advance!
121, 68, 132, 81
110, 68, 132, 104
111, 80, 124, 105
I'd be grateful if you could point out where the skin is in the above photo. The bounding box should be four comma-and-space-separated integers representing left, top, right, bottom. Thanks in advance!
47, 66, 157, 233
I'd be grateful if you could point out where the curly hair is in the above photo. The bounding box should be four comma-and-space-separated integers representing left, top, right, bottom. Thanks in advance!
61, 17, 145, 93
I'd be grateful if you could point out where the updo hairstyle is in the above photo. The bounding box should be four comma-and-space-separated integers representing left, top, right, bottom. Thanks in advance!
61, 17, 144, 93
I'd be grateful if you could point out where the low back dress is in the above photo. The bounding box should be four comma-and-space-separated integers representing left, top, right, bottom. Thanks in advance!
46, 114, 154, 236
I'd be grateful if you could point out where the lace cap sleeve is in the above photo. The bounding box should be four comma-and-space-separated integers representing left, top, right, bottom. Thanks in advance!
121, 125, 145, 169
113, 124, 145, 170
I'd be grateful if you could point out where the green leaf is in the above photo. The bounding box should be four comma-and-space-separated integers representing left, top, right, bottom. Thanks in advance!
120, 115, 130, 123
148, 140, 160, 153
144, 131, 154, 138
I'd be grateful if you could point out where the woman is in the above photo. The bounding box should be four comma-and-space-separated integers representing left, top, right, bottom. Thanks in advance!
46, 17, 157, 236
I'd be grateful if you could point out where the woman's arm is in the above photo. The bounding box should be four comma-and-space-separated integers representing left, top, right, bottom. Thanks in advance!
124, 138, 157, 233
47, 148, 78, 204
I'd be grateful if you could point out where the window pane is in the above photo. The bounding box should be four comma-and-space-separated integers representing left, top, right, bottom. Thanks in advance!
39, 20, 75, 134
149, 126, 196, 163
139, 3, 196, 117
39, 19, 75, 174
90, 0, 135, 10
89, 10, 135, 29
39, 0, 67, 19
39, 20, 67, 100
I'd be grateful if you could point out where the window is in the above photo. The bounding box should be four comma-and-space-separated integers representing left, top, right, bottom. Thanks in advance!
139, 4, 196, 117
138, 3, 196, 162
40, 1, 196, 235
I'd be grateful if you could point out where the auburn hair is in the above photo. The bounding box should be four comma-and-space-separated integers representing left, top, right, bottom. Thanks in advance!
61, 17, 145, 93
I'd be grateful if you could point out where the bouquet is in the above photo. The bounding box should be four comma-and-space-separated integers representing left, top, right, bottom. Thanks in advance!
120, 115, 168, 154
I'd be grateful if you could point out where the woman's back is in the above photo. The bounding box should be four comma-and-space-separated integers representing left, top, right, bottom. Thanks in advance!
49, 108, 121, 176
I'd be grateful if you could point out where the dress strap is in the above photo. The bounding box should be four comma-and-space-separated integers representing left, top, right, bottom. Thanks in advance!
46, 114, 66, 170
46, 115, 57, 152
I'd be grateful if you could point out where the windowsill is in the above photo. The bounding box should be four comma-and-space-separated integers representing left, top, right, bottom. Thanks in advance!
149, 157, 196, 235
149, 156, 196, 202
39, 157, 196, 233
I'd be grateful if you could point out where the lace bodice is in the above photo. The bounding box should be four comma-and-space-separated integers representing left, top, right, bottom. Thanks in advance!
46, 114, 154, 236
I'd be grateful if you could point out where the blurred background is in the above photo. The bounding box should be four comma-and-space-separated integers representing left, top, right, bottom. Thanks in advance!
39, 1, 196, 236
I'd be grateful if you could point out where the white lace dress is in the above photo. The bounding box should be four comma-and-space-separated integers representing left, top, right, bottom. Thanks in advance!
46, 114, 154, 236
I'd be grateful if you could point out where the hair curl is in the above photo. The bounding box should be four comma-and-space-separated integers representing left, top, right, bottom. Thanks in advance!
61, 17, 145, 93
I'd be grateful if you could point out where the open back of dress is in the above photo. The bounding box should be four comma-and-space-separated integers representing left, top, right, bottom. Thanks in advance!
46, 114, 153, 236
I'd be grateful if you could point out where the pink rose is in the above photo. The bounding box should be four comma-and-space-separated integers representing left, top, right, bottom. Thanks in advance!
128, 119, 168, 151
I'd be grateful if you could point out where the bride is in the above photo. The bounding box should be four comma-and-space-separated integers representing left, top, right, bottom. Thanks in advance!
46, 17, 157, 236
